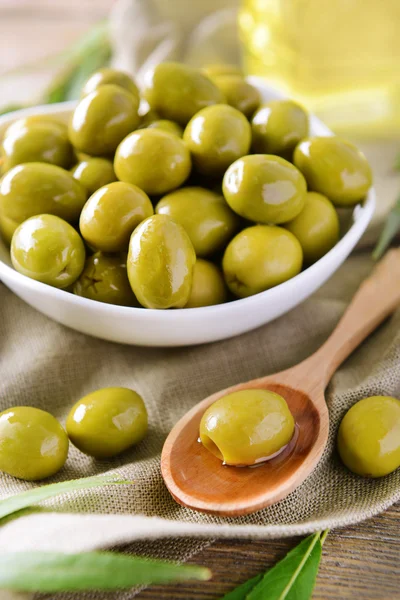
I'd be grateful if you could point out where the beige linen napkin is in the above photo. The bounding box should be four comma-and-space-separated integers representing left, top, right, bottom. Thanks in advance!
1, 250, 400, 600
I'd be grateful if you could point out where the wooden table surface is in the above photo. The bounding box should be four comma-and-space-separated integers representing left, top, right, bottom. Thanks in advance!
1, 2, 399, 598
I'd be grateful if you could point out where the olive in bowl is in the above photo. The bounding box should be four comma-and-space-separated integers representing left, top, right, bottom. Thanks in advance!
143, 61, 224, 126
155, 187, 240, 257
69, 84, 140, 156
294, 136, 372, 206
183, 104, 252, 177
114, 129, 191, 196
223, 155, 307, 224
127, 214, 196, 309
11, 214, 85, 289
79, 181, 153, 253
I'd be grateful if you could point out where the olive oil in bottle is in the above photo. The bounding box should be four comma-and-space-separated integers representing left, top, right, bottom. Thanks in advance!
239, 0, 400, 136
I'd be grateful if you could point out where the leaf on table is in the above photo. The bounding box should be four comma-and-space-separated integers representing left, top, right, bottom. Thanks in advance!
372, 195, 400, 260
246, 532, 322, 600
0, 551, 211, 592
0, 474, 132, 520
219, 573, 263, 599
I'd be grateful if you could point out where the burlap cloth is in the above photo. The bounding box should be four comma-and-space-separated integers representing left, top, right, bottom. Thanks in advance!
0, 140, 400, 600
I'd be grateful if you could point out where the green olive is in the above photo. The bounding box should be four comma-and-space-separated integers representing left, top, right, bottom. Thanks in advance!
156, 187, 240, 257
71, 158, 116, 195
4, 116, 68, 137
11, 214, 86, 288
251, 100, 309, 158
338, 396, 400, 477
0, 406, 69, 480
127, 214, 196, 309
143, 62, 224, 126
69, 84, 140, 156
0, 163, 87, 227
81, 68, 139, 102
147, 119, 184, 137
212, 76, 260, 118
185, 259, 227, 308
202, 64, 244, 78
223, 155, 307, 224
80, 181, 153, 252
284, 192, 340, 264
114, 129, 191, 195
294, 137, 373, 206
223, 225, 303, 298
200, 389, 295, 466
183, 104, 252, 178
66, 387, 148, 459
73, 252, 139, 306
1, 121, 73, 172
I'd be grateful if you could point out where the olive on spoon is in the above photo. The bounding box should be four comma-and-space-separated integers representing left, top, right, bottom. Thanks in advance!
161, 249, 400, 516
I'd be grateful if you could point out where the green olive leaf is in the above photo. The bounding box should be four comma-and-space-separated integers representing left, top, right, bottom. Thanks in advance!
43, 22, 111, 103
220, 574, 263, 599
0, 551, 211, 592
0, 475, 132, 520
372, 195, 400, 260
246, 532, 322, 600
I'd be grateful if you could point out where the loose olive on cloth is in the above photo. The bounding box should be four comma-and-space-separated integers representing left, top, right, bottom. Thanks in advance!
1, 254, 400, 563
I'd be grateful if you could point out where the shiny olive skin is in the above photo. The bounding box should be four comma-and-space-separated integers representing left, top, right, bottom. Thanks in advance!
73, 252, 139, 306
81, 68, 139, 101
212, 76, 260, 118
284, 192, 340, 264
338, 396, 400, 477
1, 121, 73, 172
183, 104, 251, 178
66, 387, 148, 459
223, 225, 303, 298
11, 214, 86, 288
185, 259, 227, 308
0, 406, 69, 481
294, 137, 373, 206
223, 155, 307, 224
114, 129, 191, 195
80, 181, 153, 252
143, 62, 224, 126
147, 119, 184, 137
127, 214, 196, 309
203, 64, 244, 78
156, 186, 240, 257
69, 84, 140, 156
200, 389, 295, 466
71, 158, 116, 195
251, 100, 309, 158
0, 163, 87, 227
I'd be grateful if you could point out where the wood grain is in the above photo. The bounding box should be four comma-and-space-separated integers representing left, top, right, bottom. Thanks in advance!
2, 2, 399, 598
137, 506, 400, 599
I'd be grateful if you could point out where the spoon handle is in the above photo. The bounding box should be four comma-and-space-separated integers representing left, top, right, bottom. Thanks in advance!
311, 248, 400, 388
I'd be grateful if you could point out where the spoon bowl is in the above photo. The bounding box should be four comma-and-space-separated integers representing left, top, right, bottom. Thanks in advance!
163, 376, 326, 516
162, 250, 400, 516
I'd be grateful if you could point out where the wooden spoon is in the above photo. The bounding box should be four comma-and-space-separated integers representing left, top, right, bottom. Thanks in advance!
161, 249, 400, 517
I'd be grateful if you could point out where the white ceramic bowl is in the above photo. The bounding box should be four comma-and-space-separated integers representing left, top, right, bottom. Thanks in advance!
0, 80, 375, 347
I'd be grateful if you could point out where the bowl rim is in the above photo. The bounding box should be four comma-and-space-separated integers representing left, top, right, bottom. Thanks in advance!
0, 83, 376, 322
